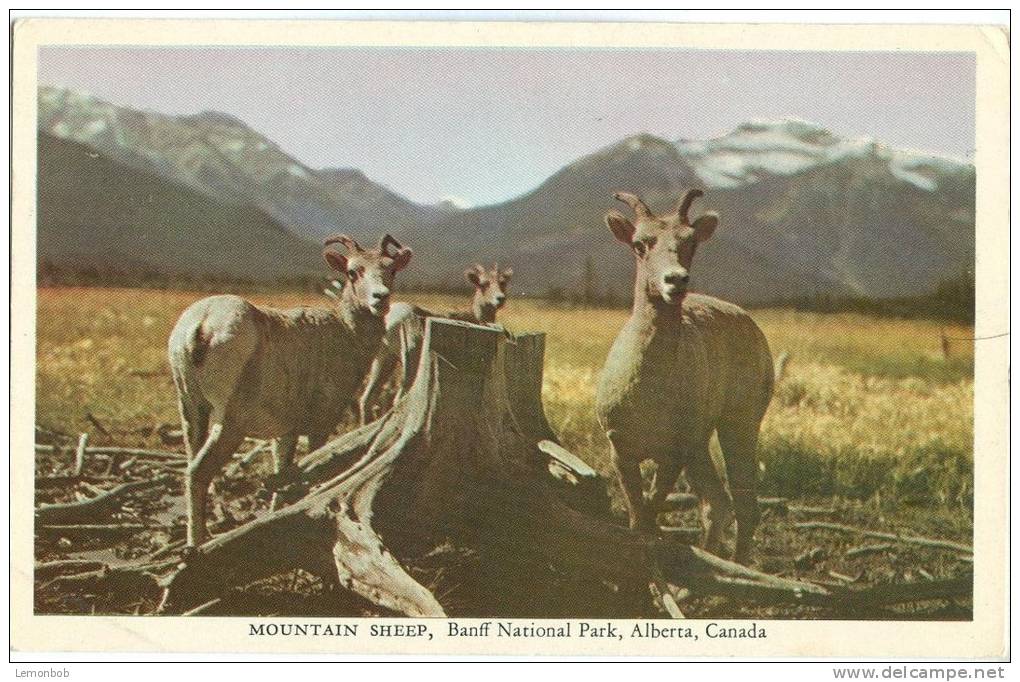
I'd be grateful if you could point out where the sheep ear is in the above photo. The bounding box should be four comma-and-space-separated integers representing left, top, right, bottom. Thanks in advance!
500, 267, 513, 283
605, 210, 635, 245
392, 247, 413, 271
692, 212, 718, 243
323, 249, 348, 273
465, 265, 483, 287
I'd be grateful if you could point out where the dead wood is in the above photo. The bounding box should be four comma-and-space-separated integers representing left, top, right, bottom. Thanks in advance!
36, 474, 120, 487
795, 522, 972, 555
64, 318, 966, 619
36, 523, 170, 540
225, 441, 272, 478
659, 492, 787, 514
36, 444, 186, 463
72, 433, 89, 477
788, 504, 838, 517
35, 559, 108, 579
85, 412, 111, 437
35, 477, 173, 524
154, 320, 834, 617
845, 543, 894, 559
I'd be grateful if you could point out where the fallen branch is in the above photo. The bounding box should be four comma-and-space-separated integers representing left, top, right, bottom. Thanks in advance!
182, 598, 223, 616
85, 412, 111, 437
788, 504, 837, 517
35, 477, 173, 524
36, 523, 170, 540
538, 440, 598, 479
34, 559, 108, 580
842, 575, 972, 609
795, 522, 972, 555
35, 443, 185, 461
660, 493, 788, 514
72, 433, 89, 477
36, 474, 119, 487
226, 441, 272, 478
845, 543, 894, 559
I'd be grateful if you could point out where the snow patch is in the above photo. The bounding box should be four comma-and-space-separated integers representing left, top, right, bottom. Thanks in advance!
678, 118, 970, 193
439, 195, 472, 209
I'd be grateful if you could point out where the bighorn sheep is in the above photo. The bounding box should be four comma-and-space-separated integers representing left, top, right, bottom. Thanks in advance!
358, 263, 513, 424
168, 234, 414, 546
595, 189, 773, 564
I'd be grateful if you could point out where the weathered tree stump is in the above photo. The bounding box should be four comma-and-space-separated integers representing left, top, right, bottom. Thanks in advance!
153, 319, 969, 617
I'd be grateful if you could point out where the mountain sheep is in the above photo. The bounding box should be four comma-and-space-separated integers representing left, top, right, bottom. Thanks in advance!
168, 233, 414, 546
358, 262, 513, 423
595, 189, 773, 564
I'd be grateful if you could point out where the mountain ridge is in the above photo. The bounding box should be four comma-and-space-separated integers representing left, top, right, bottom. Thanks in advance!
37, 86, 974, 302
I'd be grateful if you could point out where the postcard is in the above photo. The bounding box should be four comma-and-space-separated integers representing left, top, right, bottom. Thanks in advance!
10, 17, 1009, 658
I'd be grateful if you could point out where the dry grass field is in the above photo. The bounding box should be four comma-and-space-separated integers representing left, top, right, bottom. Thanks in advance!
33, 286, 975, 617
36, 287, 974, 518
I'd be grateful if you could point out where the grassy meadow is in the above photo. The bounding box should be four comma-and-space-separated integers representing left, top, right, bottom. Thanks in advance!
35, 287, 974, 534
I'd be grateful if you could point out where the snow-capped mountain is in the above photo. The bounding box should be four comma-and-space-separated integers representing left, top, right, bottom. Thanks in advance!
677, 119, 972, 193
37, 86, 974, 302
419, 125, 974, 301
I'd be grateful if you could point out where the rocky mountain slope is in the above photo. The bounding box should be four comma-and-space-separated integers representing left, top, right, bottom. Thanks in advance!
37, 87, 974, 302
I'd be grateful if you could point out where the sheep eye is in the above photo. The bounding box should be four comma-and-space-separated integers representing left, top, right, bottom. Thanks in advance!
348, 268, 359, 280
633, 239, 653, 257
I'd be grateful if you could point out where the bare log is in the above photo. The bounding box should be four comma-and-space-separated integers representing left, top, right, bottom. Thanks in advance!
72, 432, 89, 477
795, 522, 972, 555
35, 477, 173, 524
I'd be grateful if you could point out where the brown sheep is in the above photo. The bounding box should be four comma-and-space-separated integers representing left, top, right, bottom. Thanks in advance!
357, 263, 513, 424
168, 234, 413, 546
595, 189, 773, 564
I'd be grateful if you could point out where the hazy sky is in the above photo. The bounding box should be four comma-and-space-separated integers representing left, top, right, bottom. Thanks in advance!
39, 47, 975, 206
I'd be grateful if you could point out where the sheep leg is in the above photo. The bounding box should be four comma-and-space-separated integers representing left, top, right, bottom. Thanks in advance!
648, 458, 682, 528
686, 448, 734, 557
609, 437, 648, 531
175, 389, 209, 460
270, 433, 299, 511
718, 424, 761, 565
186, 422, 244, 547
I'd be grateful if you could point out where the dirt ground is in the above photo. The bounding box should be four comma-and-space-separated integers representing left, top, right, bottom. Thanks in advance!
33, 431, 973, 620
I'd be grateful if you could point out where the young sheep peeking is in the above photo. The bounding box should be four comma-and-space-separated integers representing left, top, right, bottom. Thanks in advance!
168, 233, 413, 547
595, 189, 774, 564
357, 262, 513, 424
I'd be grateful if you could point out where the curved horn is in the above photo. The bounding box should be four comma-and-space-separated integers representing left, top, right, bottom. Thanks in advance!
323, 234, 362, 252
613, 192, 652, 219
379, 234, 404, 257
676, 189, 704, 224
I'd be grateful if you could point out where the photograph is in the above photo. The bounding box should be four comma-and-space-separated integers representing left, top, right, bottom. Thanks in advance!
10, 15, 1009, 659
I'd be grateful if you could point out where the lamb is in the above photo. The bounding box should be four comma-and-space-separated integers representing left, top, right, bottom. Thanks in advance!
357, 263, 513, 424
167, 233, 414, 547
594, 189, 774, 564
